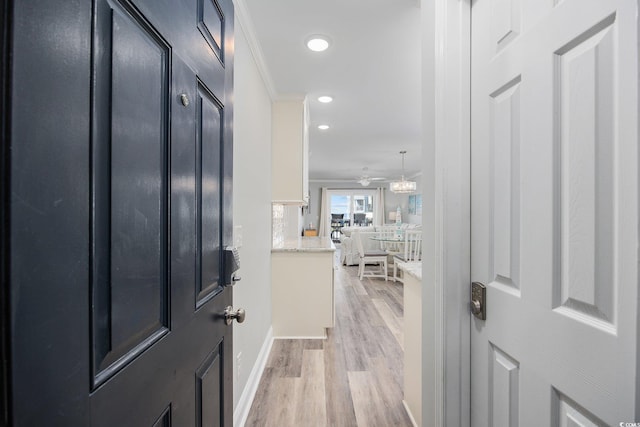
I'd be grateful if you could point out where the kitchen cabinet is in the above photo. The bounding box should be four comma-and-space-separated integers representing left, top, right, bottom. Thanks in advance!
271, 237, 335, 338
271, 98, 309, 204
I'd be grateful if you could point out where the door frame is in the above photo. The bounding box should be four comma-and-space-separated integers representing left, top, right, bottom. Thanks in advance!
636, 1, 640, 413
0, 0, 10, 424
421, 0, 470, 425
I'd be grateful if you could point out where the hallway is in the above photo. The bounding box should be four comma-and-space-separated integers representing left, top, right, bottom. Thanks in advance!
245, 256, 414, 426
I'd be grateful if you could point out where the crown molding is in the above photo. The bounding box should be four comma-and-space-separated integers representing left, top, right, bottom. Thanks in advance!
233, 0, 278, 100
275, 93, 307, 102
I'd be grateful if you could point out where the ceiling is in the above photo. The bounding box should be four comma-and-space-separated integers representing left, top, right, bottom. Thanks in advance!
241, 0, 422, 185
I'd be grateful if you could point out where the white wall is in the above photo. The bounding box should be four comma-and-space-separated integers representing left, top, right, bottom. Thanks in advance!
386, 176, 423, 225
232, 18, 273, 410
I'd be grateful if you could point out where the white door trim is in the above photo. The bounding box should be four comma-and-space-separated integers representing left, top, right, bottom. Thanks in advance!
421, 0, 471, 425
636, 2, 640, 416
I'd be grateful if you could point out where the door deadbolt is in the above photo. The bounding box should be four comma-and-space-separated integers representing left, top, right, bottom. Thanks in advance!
471, 282, 486, 320
224, 306, 246, 325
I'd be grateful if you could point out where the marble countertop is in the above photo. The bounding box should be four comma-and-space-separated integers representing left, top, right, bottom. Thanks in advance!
397, 261, 422, 280
272, 236, 336, 253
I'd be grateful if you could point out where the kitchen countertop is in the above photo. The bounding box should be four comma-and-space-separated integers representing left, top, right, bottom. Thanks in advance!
397, 261, 422, 280
272, 236, 336, 253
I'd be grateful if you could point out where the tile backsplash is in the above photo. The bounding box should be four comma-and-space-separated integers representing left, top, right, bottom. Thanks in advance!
272, 204, 285, 247
272, 204, 303, 246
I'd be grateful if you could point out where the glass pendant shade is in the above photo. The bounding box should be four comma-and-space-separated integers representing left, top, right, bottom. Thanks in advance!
390, 150, 416, 193
389, 179, 416, 193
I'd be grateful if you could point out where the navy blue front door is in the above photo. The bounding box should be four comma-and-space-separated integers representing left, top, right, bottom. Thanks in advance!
4, 0, 234, 425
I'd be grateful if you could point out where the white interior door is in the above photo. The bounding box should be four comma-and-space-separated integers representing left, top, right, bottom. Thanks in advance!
471, 0, 638, 425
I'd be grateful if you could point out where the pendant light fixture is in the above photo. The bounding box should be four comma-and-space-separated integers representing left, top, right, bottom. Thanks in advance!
389, 150, 416, 193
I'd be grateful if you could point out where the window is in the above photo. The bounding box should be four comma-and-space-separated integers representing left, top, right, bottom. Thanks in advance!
328, 190, 376, 226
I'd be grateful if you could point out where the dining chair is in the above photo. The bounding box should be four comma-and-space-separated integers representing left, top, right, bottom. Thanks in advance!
330, 213, 344, 240
377, 225, 402, 252
354, 231, 388, 281
353, 213, 366, 226
393, 229, 422, 283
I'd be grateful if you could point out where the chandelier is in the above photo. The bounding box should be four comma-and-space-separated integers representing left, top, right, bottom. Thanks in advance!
389, 150, 416, 193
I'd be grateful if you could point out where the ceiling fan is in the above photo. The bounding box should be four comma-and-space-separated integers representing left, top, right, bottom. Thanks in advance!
356, 167, 385, 187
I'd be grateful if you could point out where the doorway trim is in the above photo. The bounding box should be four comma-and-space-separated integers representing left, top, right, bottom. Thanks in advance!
636, 0, 640, 415
421, 0, 471, 426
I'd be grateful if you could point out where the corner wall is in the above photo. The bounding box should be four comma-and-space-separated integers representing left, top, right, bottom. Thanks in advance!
232, 16, 273, 412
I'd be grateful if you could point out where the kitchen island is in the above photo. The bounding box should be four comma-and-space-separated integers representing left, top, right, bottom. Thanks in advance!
398, 261, 422, 426
271, 237, 336, 338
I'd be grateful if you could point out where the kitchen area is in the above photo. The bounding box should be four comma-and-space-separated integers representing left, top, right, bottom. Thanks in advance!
270, 97, 337, 339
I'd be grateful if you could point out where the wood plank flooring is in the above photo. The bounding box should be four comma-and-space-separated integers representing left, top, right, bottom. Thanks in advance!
245, 251, 413, 426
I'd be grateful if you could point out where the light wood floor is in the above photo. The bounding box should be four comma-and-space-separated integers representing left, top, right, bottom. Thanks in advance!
245, 253, 413, 426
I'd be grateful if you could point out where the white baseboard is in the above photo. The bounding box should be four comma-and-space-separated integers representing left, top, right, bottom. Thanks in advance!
402, 400, 419, 427
272, 334, 326, 340
233, 327, 274, 427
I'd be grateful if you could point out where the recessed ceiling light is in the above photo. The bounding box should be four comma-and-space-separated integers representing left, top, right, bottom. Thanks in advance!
318, 125, 330, 130
306, 36, 330, 52
318, 96, 333, 103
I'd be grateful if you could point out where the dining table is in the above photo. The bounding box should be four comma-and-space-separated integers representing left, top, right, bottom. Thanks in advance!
369, 233, 405, 253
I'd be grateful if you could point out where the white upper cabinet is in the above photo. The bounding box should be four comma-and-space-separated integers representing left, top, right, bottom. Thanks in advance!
271, 97, 309, 204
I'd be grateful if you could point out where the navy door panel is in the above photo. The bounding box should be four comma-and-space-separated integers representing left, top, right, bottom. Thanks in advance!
196, 81, 223, 307
92, 0, 171, 388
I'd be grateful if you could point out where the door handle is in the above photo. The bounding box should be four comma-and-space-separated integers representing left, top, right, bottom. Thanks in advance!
224, 306, 246, 325
470, 282, 486, 320
471, 300, 482, 315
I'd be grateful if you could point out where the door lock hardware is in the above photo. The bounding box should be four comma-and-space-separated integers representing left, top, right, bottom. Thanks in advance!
224, 306, 246, 325
471, 282, 486, 320
223, 247, 241, 286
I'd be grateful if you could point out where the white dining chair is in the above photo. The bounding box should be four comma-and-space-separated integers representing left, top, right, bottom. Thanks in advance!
393, 230, 422, 283
376, 225, 402, 252
354, 231, 388, 281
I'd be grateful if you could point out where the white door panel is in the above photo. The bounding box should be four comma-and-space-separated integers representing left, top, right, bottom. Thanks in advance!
471, 0, 638, 425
